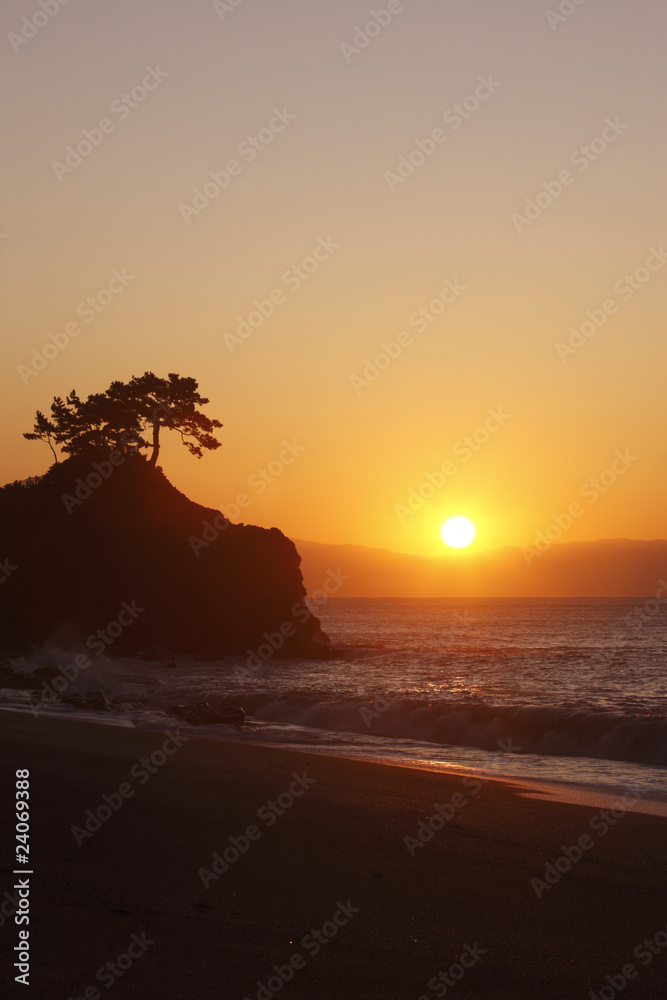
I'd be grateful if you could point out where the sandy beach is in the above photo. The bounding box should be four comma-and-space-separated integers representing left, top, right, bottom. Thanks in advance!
2, 709, 666, 999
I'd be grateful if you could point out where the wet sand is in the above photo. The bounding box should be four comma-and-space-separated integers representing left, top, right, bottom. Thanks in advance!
1, 709, 666, 999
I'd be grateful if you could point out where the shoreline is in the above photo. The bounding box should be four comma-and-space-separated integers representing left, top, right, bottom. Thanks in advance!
2, 708, 667, 998
5, 703, 667, 817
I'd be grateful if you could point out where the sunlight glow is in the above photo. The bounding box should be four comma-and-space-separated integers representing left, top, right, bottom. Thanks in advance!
440, 516, 476, 549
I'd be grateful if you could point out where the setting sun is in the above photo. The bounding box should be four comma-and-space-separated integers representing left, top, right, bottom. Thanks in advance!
1, 3, 665, 996
440, 516, 476, 549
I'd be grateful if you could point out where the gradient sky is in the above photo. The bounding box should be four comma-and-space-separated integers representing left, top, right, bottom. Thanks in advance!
1, 0, 665, 558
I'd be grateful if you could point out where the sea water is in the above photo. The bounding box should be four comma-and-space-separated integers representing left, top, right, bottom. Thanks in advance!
3, 598, 666, 813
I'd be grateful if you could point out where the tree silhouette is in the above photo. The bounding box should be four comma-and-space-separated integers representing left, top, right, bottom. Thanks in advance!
24, 373, 223, 468
108, 372, 223, 466
48, 389, 145, 458
23, 411, 59, 463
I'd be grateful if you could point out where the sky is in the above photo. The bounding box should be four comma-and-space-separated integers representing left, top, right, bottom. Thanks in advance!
1, 0, 665, 559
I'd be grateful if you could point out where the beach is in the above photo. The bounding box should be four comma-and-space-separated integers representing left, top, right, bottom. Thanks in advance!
2, 709, 666, 999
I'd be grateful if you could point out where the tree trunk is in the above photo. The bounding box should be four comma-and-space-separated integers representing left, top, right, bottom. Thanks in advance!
149, 420, 160, 466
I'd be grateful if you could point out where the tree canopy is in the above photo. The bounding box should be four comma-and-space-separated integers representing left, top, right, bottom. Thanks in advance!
24, 372, 223, 467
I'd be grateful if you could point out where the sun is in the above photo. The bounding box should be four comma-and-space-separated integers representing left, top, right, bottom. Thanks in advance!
440, 516, 476, 549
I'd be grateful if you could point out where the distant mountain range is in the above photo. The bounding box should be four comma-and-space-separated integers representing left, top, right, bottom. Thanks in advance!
294, 537, 667, 598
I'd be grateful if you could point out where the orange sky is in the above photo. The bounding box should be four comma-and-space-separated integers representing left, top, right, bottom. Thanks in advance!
1, 0, 665, 558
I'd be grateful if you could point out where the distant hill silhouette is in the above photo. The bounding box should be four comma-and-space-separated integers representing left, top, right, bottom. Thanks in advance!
294, 537, 667, 598
0, 458, 330, 657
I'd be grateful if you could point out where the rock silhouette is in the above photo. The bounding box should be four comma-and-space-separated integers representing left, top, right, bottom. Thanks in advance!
0, 456, 330, 659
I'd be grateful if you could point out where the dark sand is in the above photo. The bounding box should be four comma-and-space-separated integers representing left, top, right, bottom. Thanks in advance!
2, 709, 666, 999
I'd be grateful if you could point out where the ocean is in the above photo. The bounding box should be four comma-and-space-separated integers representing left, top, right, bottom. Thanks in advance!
4, 597, 667, 813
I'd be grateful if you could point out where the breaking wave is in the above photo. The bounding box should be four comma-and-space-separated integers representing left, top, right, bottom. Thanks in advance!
238, 693, 667, 767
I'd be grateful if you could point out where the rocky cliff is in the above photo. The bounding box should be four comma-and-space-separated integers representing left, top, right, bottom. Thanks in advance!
0, 456, 330, 658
